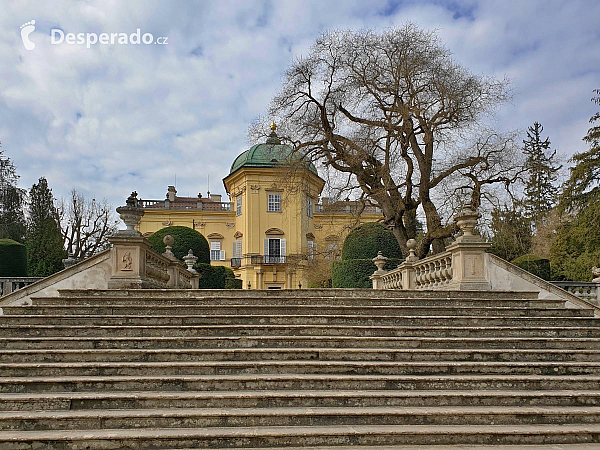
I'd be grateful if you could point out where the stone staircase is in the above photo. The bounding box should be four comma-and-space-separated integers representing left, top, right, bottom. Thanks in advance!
1, 289, 600, 449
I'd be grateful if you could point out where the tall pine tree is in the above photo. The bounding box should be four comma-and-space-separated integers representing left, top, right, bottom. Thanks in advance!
0, 143, 26, 242
550, 90, 600, 281
25, 177, 66, 276
522, 122, 561, 224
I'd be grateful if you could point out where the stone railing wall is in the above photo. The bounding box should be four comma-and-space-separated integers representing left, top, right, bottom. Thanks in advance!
0, 277, 44, 296
371, 206, 600, 315
414, 251, 453, 289
552, 282, 599, 306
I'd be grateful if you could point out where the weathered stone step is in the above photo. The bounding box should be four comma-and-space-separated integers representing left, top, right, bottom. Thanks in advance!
32, 296, 565, 309
2, 336, 600, 350
3, 406, 600, 431
3, 304, 591, 319
2, 374, 599, 393
4, 360, 600, 378
57, 288, 542, 300
2, 424, 600, 448
2, 324, 600, 338
1, 314, 597, 327
4, 348, 600, 363
2, 389, 600, 412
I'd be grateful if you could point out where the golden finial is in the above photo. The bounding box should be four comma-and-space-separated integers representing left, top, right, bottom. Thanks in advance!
270, 121, 277, 132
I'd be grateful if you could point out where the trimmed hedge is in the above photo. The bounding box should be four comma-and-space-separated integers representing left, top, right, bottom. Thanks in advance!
332, 258, 403, 288
511, 254, 551, 281
342, 222, 403, 260
0, 238, 27, 276
194, 263, 242, 289
148, 226, 210, 264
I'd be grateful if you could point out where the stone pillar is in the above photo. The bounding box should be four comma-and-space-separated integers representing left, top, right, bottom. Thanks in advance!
446, 206, 491, 290
400, 239, 419, 290
286, 271, 293, 289
256, 269, 263, 290
370, 251, 388, 289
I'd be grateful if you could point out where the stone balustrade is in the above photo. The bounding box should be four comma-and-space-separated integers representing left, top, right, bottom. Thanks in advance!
0, 278, 43, 296
552, 281, 600, 306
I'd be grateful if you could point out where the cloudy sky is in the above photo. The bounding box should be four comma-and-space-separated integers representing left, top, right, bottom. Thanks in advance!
1, 0, 599, 209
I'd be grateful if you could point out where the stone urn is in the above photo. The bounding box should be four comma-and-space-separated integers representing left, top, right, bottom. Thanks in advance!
183, 249, 199, 273
372, 251, 388, 274
593, 266, 600, 283
115, 192, 144, 236
454, 206, 482, 242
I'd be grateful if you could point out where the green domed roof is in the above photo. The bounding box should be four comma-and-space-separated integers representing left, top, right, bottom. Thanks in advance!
229, 130, 318, 176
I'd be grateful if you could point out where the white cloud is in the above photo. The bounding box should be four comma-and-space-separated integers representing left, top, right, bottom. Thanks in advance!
0, 0, 598, 211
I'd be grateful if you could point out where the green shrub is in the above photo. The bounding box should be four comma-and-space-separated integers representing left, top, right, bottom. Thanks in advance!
511, 254, 551, 281
193, 263, 242, 289
147, 226, 209, 264
0, 238, 27, 276
342, 222, 403, 260
332, 258, 403, 288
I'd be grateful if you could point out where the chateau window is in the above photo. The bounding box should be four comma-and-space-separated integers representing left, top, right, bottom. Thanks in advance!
307, 240, 316, 259
268, 194, 281, 212
236, 197, 242, 216
210, 241, 225, 261
307, 198, 313, 217
326, 243, 339, 260
232, 239, 242, 258
264, 238, 286, 263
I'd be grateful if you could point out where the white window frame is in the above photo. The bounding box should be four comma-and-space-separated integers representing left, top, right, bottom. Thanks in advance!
267, 194, 281, 212
307, 240, 316, 259
236, 197, 242, 216
210, 241, 225, 261
264, 237, 286, 263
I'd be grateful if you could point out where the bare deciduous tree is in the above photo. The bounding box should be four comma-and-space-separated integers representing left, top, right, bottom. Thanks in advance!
264, 25, 519, 257
58, 189, 118, 259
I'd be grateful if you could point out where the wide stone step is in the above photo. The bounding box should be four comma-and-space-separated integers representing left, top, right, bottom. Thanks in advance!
2, 324, 600, 339
2, 374, 600, 393
2, 389, 600, 411
2, 424, 600, 448
2, 336, 600, 350
32, 296, 565, 309
56, 289, 542, 300
4, 348, 600, 363
1, 315, 597, 328
2, 304, 591, 318
5, 360, 600, 377
3, 406, 600, 431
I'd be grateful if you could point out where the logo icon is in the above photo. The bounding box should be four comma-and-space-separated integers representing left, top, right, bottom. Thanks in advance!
20, 20, 36, 50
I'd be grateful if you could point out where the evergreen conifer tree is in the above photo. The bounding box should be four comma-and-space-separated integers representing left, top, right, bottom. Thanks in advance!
25, 177, 66, 276
522, 122, 561, 223
0, 143, 26, 242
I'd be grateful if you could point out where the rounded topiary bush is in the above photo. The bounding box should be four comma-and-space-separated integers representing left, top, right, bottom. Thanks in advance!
342, 222, 403, 260
511, 254, 551, 281
0, 239, 28, 276
193, 263, 242, 289
332, 258, 403, 288
147, 226, 209, 264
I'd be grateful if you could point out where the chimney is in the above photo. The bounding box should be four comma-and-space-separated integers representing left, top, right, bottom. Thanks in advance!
210, 194, 222, 203
167, 186, 177, 202
321, 197, 329, 206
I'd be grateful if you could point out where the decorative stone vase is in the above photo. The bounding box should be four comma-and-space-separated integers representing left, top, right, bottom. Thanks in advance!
372, 251, 388, 274
593, 266, 600, 283
454, 206, 482, 241
115, 192, 144, 236
62, 254, 78, 269
183, 249, 199, 273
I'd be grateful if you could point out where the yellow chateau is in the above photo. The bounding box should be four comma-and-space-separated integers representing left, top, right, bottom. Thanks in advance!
136, 124, 382, 289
